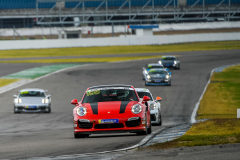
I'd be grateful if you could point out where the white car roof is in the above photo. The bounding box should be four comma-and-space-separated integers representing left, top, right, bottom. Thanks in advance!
19, 88, 45, 92
135, 88, 150, 93
162, 55, 176, 58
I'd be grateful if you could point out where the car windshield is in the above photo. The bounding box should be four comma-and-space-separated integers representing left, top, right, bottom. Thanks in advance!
149, 70, 167, 75
19, 91, 46, 98
82, 88, 138, 103
161, 57, 176, 60
137, 92, 153, 101
147, 65, 163, 69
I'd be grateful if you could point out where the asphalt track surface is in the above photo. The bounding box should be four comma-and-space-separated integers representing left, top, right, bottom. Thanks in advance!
0, 49, 240, 159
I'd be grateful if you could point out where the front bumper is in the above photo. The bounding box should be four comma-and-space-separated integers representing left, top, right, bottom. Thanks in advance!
14, 104, 50, 113
74, 116, 146, 134
150, 109, 160, 124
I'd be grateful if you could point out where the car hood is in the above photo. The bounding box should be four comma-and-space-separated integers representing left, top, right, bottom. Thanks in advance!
83, 101, 138, 115
19, 97, 43, 104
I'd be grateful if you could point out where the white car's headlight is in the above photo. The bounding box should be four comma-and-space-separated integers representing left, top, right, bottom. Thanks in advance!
159, 61, 162, 65
42, 98, 49, 104
147, 75, 151, 79
77, 107, 87, 116
14, 98, 22, 104
166, 75, 169, 79
131, 104, 142, 114
174, 61, 177, 64
150, 103, 157, 110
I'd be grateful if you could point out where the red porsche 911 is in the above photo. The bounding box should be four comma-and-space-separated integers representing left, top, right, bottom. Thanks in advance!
71, 85, 152, 138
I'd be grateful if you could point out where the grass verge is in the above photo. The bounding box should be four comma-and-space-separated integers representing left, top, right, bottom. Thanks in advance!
0, 79, 20, 87
148, 65, 240, 149
0, 41, 239, 59
0, 55, 165, 63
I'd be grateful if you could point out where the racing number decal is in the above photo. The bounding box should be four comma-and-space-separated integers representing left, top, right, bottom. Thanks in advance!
86, 90, 100, 96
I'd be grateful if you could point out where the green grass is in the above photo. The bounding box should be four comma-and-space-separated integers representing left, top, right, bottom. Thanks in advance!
0, 79, 20, 87
197, 65, 240, 119
148, 64, 240, 149
0, 55, 166, 63
148, 119, 240, 149
0, 41, 240, 59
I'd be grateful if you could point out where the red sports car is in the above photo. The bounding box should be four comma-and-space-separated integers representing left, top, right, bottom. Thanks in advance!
71, 85, 152, 138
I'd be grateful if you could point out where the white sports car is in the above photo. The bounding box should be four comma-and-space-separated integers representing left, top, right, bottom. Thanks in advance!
135, 88, 162, 125
13, 88, 51, 113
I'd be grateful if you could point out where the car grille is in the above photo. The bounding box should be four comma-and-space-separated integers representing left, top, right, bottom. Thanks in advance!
94, 123, 124, 129
125, 118, 141, 127
78, 121, 93, 129
25, 108, 38, 110
151, 114, 156, 121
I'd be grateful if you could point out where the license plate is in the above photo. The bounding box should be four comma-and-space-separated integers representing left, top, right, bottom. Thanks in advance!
156, 80, 162, 83
99, 119, 119, 124
26, 106, 37, 109
166, 65, 171, 67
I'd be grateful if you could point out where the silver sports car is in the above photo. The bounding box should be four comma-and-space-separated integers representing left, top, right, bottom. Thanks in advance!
135, 88, 162, 125
13, 88, 51, 113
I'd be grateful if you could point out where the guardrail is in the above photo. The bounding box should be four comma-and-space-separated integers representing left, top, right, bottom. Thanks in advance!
0, 32, 240, 50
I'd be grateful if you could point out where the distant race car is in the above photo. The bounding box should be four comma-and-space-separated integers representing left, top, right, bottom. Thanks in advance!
71, 85, 152, 138
135, 88, 162, 125
158, 56, 180, 69
13, 88, 51, 113
145, 69, 172, 86
142, 63, 169, 80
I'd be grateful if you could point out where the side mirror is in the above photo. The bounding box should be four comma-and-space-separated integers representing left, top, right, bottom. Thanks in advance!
71, 99, 78, 105
169, 72, 171, 75
13, 95, 17, 98
156, 97, 162, 101
142, 96, 150, 102
47, 95, 51, 99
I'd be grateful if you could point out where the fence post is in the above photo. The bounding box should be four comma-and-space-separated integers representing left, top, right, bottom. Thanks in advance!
112, 23, 114, 37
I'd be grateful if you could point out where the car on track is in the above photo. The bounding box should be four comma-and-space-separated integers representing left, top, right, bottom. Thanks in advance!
145, 69, 172, 86
158, 56, 180, 69
142, 63, 168, 80
13, 88, 51, 113
135, 88, 162, 125
71, 85, 152, 138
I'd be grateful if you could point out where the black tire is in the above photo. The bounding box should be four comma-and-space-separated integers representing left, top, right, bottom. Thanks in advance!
157, 114, 162, 126
145, 81, 148, 86
14, 108, 20, 114
168, 81, 171, 86
137, 114, 148, 135
48, 107, 51, 113
74, 134, 89, 138
147, 121, 152, 134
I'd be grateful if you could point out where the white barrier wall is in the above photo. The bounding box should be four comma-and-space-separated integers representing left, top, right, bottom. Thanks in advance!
0, 32, 240, 50
0, 21, 240, 37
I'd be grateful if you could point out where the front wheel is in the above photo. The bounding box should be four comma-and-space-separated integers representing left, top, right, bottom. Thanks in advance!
157, 114, 162, 126
137, 114, 148, 135
168, 81, 171, 86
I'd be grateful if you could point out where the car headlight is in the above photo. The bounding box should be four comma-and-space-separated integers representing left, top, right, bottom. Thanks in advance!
131, 104, 142, 114
150, 103, 157, 110
77, 107, 87, 116
166, 75, 169, 79
14, 98, 22, 104
174, 61, 177, 64
42, 98, 49, 104
158, 61, 162, 65
147, 75, 150, 79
